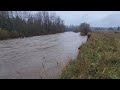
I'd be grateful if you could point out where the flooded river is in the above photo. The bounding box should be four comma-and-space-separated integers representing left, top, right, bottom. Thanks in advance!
0, 32, 87, 79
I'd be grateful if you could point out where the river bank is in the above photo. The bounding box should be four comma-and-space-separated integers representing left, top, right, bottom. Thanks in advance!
60, 31, 120, 79
0, 29, 65, 41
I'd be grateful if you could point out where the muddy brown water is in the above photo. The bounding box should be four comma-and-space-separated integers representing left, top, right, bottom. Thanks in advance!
0, 32, 87, 79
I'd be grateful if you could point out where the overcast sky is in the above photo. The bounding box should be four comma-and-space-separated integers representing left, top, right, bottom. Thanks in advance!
33, 11, 120, 27
50, 11, 120, 27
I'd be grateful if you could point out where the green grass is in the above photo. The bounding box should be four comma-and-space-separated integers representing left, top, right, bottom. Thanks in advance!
60, 31, 120, 79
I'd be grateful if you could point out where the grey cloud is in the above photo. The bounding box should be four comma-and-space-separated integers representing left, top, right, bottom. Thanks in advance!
32, 11, 120, 27
53, 11, 120, 27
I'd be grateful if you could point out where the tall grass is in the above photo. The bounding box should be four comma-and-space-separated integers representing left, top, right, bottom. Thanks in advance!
61, 31, 120, 79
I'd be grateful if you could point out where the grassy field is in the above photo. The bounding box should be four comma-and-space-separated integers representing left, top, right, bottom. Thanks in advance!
60, 31, 120, 79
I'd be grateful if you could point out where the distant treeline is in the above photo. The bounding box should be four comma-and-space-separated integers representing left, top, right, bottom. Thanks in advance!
0, 11, 65, 39
65, 25, 120, 32
92, 27, 120, 31
65, 25, 79, 32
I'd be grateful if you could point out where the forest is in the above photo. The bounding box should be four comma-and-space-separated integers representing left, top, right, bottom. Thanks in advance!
0, 11, 65, 40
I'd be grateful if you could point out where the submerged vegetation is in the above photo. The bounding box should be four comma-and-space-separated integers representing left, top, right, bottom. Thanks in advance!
61, 31, 120, 79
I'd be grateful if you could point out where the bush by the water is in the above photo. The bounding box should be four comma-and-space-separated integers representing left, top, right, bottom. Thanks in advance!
79, 23, 91, 36
0, 29, 10, 40
0, 29, 25, 40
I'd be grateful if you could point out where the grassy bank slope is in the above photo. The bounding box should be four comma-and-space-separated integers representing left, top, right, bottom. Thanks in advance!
0, 29, 19, 40
0, 28, 64, 40
61, 31, 120, 79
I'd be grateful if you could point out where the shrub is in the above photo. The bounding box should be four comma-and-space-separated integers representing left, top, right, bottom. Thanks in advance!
79, 23, 91, 36
0, 29, 10, 40
9, 31, 19, 38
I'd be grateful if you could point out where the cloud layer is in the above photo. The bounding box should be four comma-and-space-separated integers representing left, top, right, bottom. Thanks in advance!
52, 11, 120, 27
